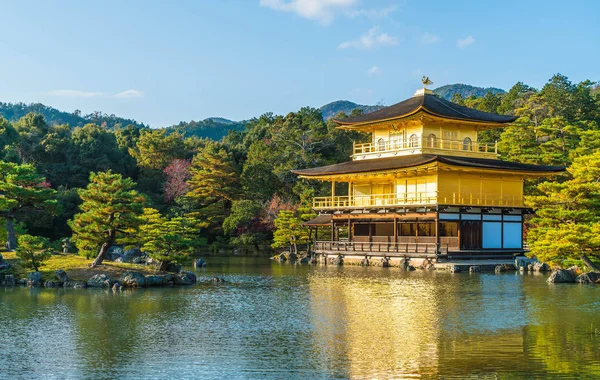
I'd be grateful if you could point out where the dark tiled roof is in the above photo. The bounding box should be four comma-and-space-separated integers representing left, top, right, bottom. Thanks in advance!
334, 93, 517, 125
292, 154, 564, 176
303, 214, 332, 226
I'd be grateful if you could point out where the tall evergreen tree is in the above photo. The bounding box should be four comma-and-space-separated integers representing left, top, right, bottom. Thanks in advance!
69, 171, 145, 267
0, 161, 57, 250
526, 151, 600, 270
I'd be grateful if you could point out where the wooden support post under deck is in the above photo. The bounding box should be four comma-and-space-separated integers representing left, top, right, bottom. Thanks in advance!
393, 215, 397, 243
348, 215, 352, 242
330, 219, 334, 241
435, 216, 440, 255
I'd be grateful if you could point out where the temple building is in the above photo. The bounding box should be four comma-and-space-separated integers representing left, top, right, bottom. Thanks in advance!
293, 86, 564, 264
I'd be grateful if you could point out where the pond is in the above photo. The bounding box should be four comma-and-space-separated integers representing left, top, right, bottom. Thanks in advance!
1, 257, 599, 379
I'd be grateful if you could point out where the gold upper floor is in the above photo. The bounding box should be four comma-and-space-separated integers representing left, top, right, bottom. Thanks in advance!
352, 114, 499, 160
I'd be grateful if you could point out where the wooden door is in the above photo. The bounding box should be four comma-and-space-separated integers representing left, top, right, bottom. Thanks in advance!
460, 221, 481, 250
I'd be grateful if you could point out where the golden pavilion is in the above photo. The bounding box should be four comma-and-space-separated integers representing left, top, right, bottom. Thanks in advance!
293, 85, 563, 264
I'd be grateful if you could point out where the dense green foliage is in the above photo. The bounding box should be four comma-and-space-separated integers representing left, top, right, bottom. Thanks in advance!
165, 118, 246, 140
16, 234, 52, 271
526, 152, 600, 269
0, 73, 599, 266
319, 100, 384, 120
0, 161, 58, 250
137, 208, 206, 270
69, 172, 145, 266
434, 83, 505, 100
0, 102, 144, 130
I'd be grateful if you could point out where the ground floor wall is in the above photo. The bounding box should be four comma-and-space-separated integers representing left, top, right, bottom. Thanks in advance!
311, 206, 525, 257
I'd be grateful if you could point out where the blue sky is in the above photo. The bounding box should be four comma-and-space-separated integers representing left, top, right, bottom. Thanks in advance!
0, 0, 598, 127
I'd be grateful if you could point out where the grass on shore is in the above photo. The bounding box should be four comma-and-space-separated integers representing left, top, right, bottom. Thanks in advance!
1, 250, 158, 282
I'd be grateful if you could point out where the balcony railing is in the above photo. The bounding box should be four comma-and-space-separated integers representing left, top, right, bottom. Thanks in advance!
353, 137, 497, 158
314, 240, 443, 256
312, 192, 523, 209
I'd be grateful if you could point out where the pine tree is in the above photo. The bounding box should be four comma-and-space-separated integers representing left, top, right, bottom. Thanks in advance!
69, 171, 145, 267
526, 151, 600, 270
0, 161, 58, 250
137, 208, 206, 271
271, 207, 315, 254
16, 234, 52, 272
186, 141, 240, 206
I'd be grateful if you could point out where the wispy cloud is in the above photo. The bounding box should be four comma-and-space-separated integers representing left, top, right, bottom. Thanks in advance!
346, 5, 397, 20
114, 89, 144, 99
367, 66, 381, 76
47, 90, 104, 98
457, 35, 475, 48
259, 0, 357, 24
421, 32, 439, 44
46, 89, 144, 99
338, 27, 398, 49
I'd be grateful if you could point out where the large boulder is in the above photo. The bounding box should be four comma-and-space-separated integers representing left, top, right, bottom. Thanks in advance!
547, 269, 576, 283
123, 248, 143, 263
165, 262, 182, 273
87, 274, 114, 288
146, 275, 172, 286
449, 265, 461, 273
44, 281, 62, 288
173, 271, 196, 285
576, 272, 600, 284
63, 281, 87, 289
330, 255, 344, 266
55, 269, 69, 283
3, 274, 15, 286
106, 246, 124, 261
27, 272, 42, 286
532, 262, 550, 272
119, 271, 147, 288
193, 258, 207, 269
288, 252, 298, 262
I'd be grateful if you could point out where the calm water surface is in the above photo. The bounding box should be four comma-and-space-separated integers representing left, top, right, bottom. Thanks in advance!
1, 257, 600, 379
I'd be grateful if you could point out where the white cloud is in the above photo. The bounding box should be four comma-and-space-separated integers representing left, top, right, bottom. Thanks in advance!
457, 35, 475, 48
114, 89, 144, 99
422, 32, 439, 44
47, 90, 104, 98
346, 5, 398, 19
338, 27, 398, 49
259, 0, 357, 24
367, 66, 381, 76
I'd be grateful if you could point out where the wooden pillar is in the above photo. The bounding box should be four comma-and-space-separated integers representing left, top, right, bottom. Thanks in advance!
331, 180, 336, 206
348, 215, 352, 242
393, 215, 398, 243
315, 227, 319, 242
368, 220, 372, 243
330, 219, 334, 241
435, 216, 440, 254
415, 221, 419, 244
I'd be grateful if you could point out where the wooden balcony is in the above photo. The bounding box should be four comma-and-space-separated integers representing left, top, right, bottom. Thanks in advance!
314, 240, 444, 257
353, 137, 498, 160
312, 192, 524, 210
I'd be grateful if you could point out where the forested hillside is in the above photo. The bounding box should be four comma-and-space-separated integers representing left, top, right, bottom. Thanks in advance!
165, 118, 246, 140
433, 83, 505, 100
319, 100, 384, 120
1, 73, 599, 268
0, 102, 145, 130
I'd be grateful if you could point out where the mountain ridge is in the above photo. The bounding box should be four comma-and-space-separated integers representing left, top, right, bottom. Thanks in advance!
0, 83, 507, 139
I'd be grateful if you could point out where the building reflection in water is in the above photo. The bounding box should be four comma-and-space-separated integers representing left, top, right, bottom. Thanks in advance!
306, 267, 533, 378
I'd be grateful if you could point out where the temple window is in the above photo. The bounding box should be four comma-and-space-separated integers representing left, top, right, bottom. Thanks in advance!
377, 138, 386, 151
463, 137, 473, 151
409, 134, 419, 148
427, 133, 437, 148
